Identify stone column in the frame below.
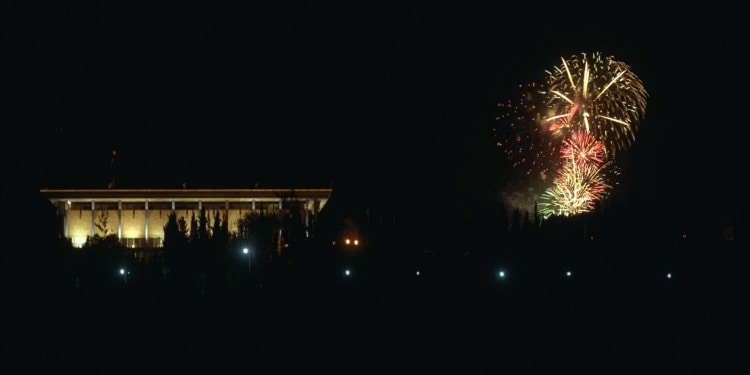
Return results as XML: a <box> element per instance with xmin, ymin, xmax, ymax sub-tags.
<box><xmin>145</xmin><ymin>200</ymin><xmax>149</xmax><ymax>241</ymax></box>
<box><xmin>118</xmin><ymin>201</ymin><xmax>122</xmax><ymax>240</ymax></box>
<box><xmin>64</xmin><ymin>201</ymin><xmax>69</xmax><ymax>238</ymax></box>
<box><xmin>91</xmin><ymin>201</ymin><xmax>95</xmax><ymax>237</ymax></box>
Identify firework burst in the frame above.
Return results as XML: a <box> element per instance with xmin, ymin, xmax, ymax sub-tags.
<box><xmin>540</xmin><ymin>52</ymin><xmax>648</xmax><ymax>156</ymax></box>
<box><xmin>538</xmin><ymin>132</ymin><xmax>611</xmax><ymax>218</ymax></box>
<box><xmin>496</xmin><ymin>52</ymin><xmax>647</xmax><ymax>219</ymax></box>
<box><xmin>537</xmin><ymin>161</ymin><xmax>610</xmax><ymax>218</ymax></box>
<box><xmin>560</xmin><ymin>130</ymin><xmax>605</xmax><ymax>167</ymax></box>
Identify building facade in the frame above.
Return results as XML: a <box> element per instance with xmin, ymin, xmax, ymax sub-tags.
<box><xmin>41</xmin><ymin>188</ymin><xmax>332</xmax><ymax>248</ymax></box>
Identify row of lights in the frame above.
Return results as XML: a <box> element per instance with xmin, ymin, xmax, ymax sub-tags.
<box><xmin>332</xmin><ymin>238</ymin><xmax>360</xmax><ymax>246</ymax></box>
<box><xmin>340</xmin><ymin>268</ymin><xmax>675</xmax><ymax>280</ymax></box>
<box><xmin>115</xmin><ymin>265</ymin><xmax>676</xmax><ymax>283</ymax></box>
<box><xmin>118</xmin><ymin>246</ymin><xmax>677</xmax><ymax>282</ymax></box>
<box><xmin>495</xmin><ymin>269</ymin><xmax>675</xmax><ymax>280</ymax></box>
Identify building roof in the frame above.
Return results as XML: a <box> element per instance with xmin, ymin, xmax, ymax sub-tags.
<box><xmin>40</xmin><ymin>188</ymin><xmax>333</xmax><ymax>203</ymax></box>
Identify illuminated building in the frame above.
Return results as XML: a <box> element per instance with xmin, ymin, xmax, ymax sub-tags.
<box><xmin>40</xmin><ymin>188</ymin><xmax>332</xmax><ymax>248</ymax></box>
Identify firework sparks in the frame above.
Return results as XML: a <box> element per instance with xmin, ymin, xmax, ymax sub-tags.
<box><xmin>494</xmin><ymin>82</ymin><xmax>561</xmax><ymax>212</ymax></box>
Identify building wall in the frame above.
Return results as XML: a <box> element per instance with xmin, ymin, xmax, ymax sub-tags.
<box><xmin>121</xmin><ymin>202</ymin><xmax>146</xmax><ymax>244</ymax></box>
<box><xmin>147</xmin><ymin>203</ymin><xmax>171</xmax><ymax>245</ymax></box>
<box><xmin>68</xmin><ymin>203</ymin><xmax>93</xmax><ymax>247</ymax></box>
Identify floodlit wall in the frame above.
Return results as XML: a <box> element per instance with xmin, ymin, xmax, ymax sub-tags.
<box><xmin>46</xmin><ymin>190</ymin><xmax>330</xmax><ymax>248</ymax></box>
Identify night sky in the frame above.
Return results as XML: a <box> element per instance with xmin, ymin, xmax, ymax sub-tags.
<box><xmin>3</xmin><ymin>4</ymin><xmax>750</xmax><ymax>372</ymax></box>
<box><xmin>2</xmin><ymin>2</ymin><xmax>747</xmax><ymax>221</ymax></box>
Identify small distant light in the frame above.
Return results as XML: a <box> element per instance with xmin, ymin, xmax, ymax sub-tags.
<box><xmin>345</xmin><ymin>269</ymin><xmax>351</xmax><ymax>276</ymax></box>
<box><xmin>345</xmin><ymin>239</ymin><xmax>351</xmax><ymax>245</ymax></box>
<box><xmin>120</xmin><ymin>268</ymin><xmax>125</xmax><ymax>275</ymax></box>
<box><xmin>354</xmin><ymin>239</ymin><xmax>359</xmax><ymax>246</ymax></box>
<box><xmin>416</xmin><ymin>270</ymin><xmax>420</xmax><ymax>276</ymax></box>
<box><xmin>682</xmin><ymin>233</ymin><xmax>687</xmax><ymax>239</ymax></box>
<box><xmin>243</xmin><ymin>248</ymin><xmax>249</xmax><ymax>254</ymax></box>
<box><xmin>566</xmin><ymin>271</ymin><xmax>572</xmax><ymax>277</ymax></box>
<box><xmin>499</xmin><ymin>271</ymin><xmax>505</xmax><ymax>278</ymax></box>
<box><xmin>666</xmin><ymin>272</ymin><xmax>672</xmax><ymax>279</ymax></box>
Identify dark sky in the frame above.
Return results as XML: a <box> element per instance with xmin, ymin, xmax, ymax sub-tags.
<box><xmin>2</xmin><ymin>2</ymin><xmax>747</xmax><ymax>219</ymax></box>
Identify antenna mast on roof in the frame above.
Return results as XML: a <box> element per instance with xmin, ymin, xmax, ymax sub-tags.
<box><xmin>107</xmin><ymin>149</ymin><xmax>117</xmax><ymax>189</ymax></box>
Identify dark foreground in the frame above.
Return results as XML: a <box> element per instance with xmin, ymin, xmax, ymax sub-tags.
<box><xmin>4</xmin><ymin>245</ymin><xmax>749</xmax><ymax>373</ymax></box>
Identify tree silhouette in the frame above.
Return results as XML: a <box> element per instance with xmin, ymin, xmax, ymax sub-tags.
<box><xmin>162</xmin><ymin>211</ymin><xmax>190</xmax><ymax>294</ymax></box>
<box><xmin>236</xmin><ymin>211</ymin><xmax>279</xmax><ymax>279</ymax></box>
<box><xmin>208</xmin><ymin>210</ymin><xmax>229</xmax><ymax>295</ymax></box>
<box><xmin>189</xmin><ymin>211</ymin><xmax>199</xmax><ymax>243</ymax></box>
<box><xmin>95</xmin><ymin>209</ymin><xmax>112</xmax><ymax>237</ymax></box>
<box><xmin>77</xmin><ymin>234</ymin><xmax>128</xmax><ymax>291</ymax></box>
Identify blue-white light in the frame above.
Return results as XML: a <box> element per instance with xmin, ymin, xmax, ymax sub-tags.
<box><xmin>498</xmin><ymin>271</ymin><xmax>505</xmax><ymax>278</ymax></box>
<box><xmin>666</xmin><ymin>272</ymin><xmax>672</xmax><ymax>279</ymax></box>
<box><xmin>243</xmin><ymin>247</ymin><xmax>249</xmax><ymax>254</ymax></box>
<box><xmin>565</xmin><ymin>271</ymin><xmax>572</xmax><ymax>277</ymax></box>
<box><xmin>120</xmin><ymin>268</ymin><xmax>125</xmax><ymax>275</ymax></box>
<box><xmin>416</xmin><ymin>270</ymin><xmax>420</xmax><ymax>276</ymax></box>
<box><xmin>345</xmin><ymin>269</ymin><xmax>351</xmax><ymax>276</ymax></box>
